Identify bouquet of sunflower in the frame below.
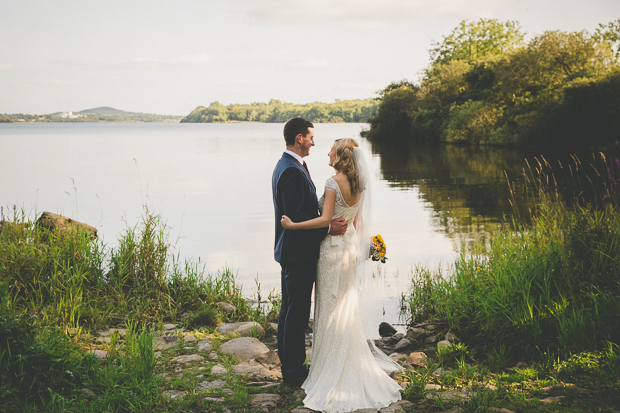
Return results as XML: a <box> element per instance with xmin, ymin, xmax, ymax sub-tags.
<box><xmin>370</xmin><ymin>234</ymin><xmax>387</xmax><ymax>263</ymax></box>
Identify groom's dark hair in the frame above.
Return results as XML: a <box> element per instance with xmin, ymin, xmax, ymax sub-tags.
<box><xmin>284</xmin><ymin>117</ymin><xmax>314</xmax><ymax>146</ymax></box>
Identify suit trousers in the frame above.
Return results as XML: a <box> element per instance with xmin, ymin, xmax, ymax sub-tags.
<box><xmin>278</xmin><ymin>260</ymin><xmax>316</xmax><ymax>384</ymax></box>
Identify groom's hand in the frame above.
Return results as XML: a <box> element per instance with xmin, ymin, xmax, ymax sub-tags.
<box><xmin>328</xmin><ymin>218</ymin><xmax>347</xmax><ymax>236</ymax></box>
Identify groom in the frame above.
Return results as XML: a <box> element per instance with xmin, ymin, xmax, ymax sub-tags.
<box><xmin>272</xmin><ymin>117</ymin><xmax>347</xmax><ymax>387</ymax></box>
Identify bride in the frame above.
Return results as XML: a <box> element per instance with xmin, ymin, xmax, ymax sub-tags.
<box><xmin>280</xmin><ymin>138</ymin><xmax>402</xmax><ymax>412</ymax></box>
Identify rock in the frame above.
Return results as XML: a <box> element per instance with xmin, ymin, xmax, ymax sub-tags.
<box><xmin>216</xmin><ymin>322</ymin><xmax>265</xmax><ymax>337</ymax></box>
<box><xmin>203</xmin><ymin>396</ymin><xmax>225</xmax><ymax>403</ymax></box>
<box><xmin>250</xmin><ymin>393</ymin><xmax>281</xmax><ymax>410</ymax></box>
<box><xmin>388</xmin><ymin>333</ymin><xmax>405</xmax><ymax>345</ymax></box>
<box><xmin>290</xmin><ymin>407</ymin><xmax>315</xmax><ymax>413</ymax></box>
<box><xmin>260</xmin><ymin>382</ymin><xmax>280</xmax><ymax>389</ymax></box>
<box><xmin>163</xmin><ymin>390</ymin><xmax>186</xmax><ymax>399</ymax></box>
<box><xmin>255</xmin><ymin>350</ymin><xmax>278</xmax><ymax>365</ymax></box>
<box><xmin>79</xmin><ymin>388</ymin><xmax>95</xmax><ymax>398</ymax></box>
<box><xmin>183</xmin><ymin>334</ymin><xmax>196</xmax><ymax>342</ymax></box>
<box><xmin>354</xmin><ymin>409</ymin><xmax>378</xmax><ymax>413</ymax></box>
<box><xmin>305</xmin><ymin>347</ymin><xmax>312</xmax><ymax>361</ymax></box>
<box><xmin>269</xmin><ymin>323</ymin><xmax>278</xmax><ymax>333</ymax></box>
<box><xmin>489</xmin><ymin>408</ymin><xmax>515</xmax><ymax>413</ymax></box>
<box><xmin>209</xmin><ymin>351</ymin><xmax>218</xmax><ymax>360</ymax></box>
<box><xmin>515</xmin><ymin>361</ymin><xmax>525</xmax><ymax>369</ymax></box>
<box><xmin>425</xmin><ymin>384</ymin><xmax>441</xmax><ymax>390</ymax></box>
<box><xmin>172</xmin><ymin>354</ymin><xmax>204</xmax><ymax>364</ymax></box>
<box><xmin>425</xmin><ymin>390</ymin><xmax>471</xmax><ymax>402</ymax></box>
<box><xmin>153</xmin><ymin>335</ymin><xmax>180</xmax><ymax>350</ymax></box>
<box><xmin>394</xmin><ymin>338</ymin><xmax>411</xmax><ymax>351</ymax></box>
<box><xmin>407</xmin><ymin>351</ymin><xmax>428</xmax><ymax>366</ymax></box>
<box><xmin>389</xmin><ymin>353</ymin><xmax>408</xmax><ymax>364</ymax></box>
<box><xmin>96</xmin><ymin>336</ymin><xmax>111</xmax><ymax>343</ymax></box>
<box><xmin>219</xmin><ymin>337</ymin><xmax>270</xmax><ymax>361</ymax></box>
<box><xmin>176</xmin><ymin>373</ymin><xmax>183</xmax><ymax>379</ymax></box>
<box><xmin>306</xmin><ymin>319</ymin><xmax>314</xmax><ymax>334</ymax></box>
<box><xmin>445</xmin><ymin>332</ymin><xmax>460</xmax><ymax>343</ymax></box>
<box><xmin>437</xmin><ymin>340</ymin><xmax>452</xmax><ymax>349</ymax></box>
<box><xmin>197</xmin><ymin>379</ymin><xmax>226</xmax><ymax>391</ymax></box>
<box><xmin>36</xmin><ymin>212</ymin><xmax>97</xmax><ymax>237</ymax></box>
<box><xmin>218</xmin><ymin>302</ymin><xmax>237</xmax><ymax>313</ymax></box>
<box><xmin>379</xmin><ymin>322</ymin><xmax>397</xmax><ymax>337</ymax></box>
<box><xmin>197</xmin><ymin>340</ymin><xmax>213</xmax><ymax>352</ymax></box>
<box><xmin>211</xmin><ymin>364</ymin><xmax>227</xmax><ymax>375</ymax></box>
<box><xmin>424</xmin><ymin>325</ymin><xmax>436</xmax><ymax>332</ymax></box>
<box><xmin>540</xmin><ymin>395</ymin><xmax>564</xmax><ymax>404</ymax></box>
<box><xmin>163</xmin><ymin>323</ymin><xmax>176</xmax><ymax>330</ymax></box>
<box><xmin>232</xmin><ymin>361</ymin><xmax>282</xmax><ymax>380</ymax></box>
<box><xmin>109</xmin><ymin>328</ymin><xmax>126</xmax><ymax>337</ymax></box>
<box><xmin>90</xmin><ymin>350</ymin><xmax>108</xmax><ymax>359</ymax></box>
<box><xmin>433</xmin><ymin>367</ymin><xmax>448</xmax><ymax>375</ymax></box>
<box><xmin>425</xmin><ymin>335</ymin><xmax>437</xmax><ymax>344</ymax></box>
<box><xmin>406</xmin><ymin>327</ymin><xmax>426</xmax><ymax>340</ymax></box>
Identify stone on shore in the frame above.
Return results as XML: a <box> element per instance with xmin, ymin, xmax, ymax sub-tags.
<box><xmin>437</xmin><ymin>340</ymin><xmax>452</xmax><ymax>349</ymax></box>
<box><xmin>216</xmin><ymin>322</ymin><xmax>265</xmax><ymax>337</ymax></box>
<box><xmin>153</xmin><ymin>335</ymin><xmax>180</xmax><ymax>350</ymax></box>
<box><xmin>219</xmin><ymin>337</ymin><xmax>270</xmax><ymax>361</ymax></box>
<box><xmin>197</xmin><ymin>379</ymin><xmax>226</xmax><ymax>392</ymax></box>
<box><xmin>394</xmin><ymin>338</ymin><xmax>411</xmax><ymax>351</ymax></box>
<box><xmin>379</xmin><ymin>322</ymin><xmax>397</xmax><ymax>337</ymax></box>
<box><xmin>218</xmin><ymin>302</ymin><xmax>237</xmax><ymax>313</ymax></box>
<box><xmin>211</xmin><ymin>364</ymin><xmax>227</xmax><ymax>375</ymax></box>
<box><xmin>250</xmin><ymin>393</ymin><xmax>281</xmax><ymax>410</ymax></box>
<box><xmin>36</xmin><ymin>212</ymin><xmax>97</xmax><ymax>237</ymax></box>
<box><xmin>197</xmin><ymin>340</ymin><xmax>213</xmax><ymax>352</ymax></box>
<box><xmin>445</xmin><ymin>332</ymin><xmax>460</xmax><ymax>343</ymax></box>
<box><xmin>407</xmin><ymin>351</ymin><xmax>428</xmax><ymax>366</ymax></box>
<box><xmin>90</xmin><ymin>350</ymin><xmax>108</xmax><ymax>359</ymax></box>
<box><xmin>232</xmin><ymin>360</ymin><xmax>282</xmax><ymax>380</ymax></box>
<box><xmin>172</xmin><ymin>354</ymin><xmax>204</xmax><ymax>363</ymax></box>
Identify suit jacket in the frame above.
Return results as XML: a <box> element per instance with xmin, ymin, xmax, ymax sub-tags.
<box><xmin>272</xmin><ymin>152</ymin><xmax>328</xmax><ymax>264</ymax></box>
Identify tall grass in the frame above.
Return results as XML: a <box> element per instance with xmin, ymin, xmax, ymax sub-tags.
<box><xmin>0</xmin><ymin>208</ymin><xmax>270</xmax><ymax>331</ymax></box>
<box><xmin>405</xmin><ymin>152</ymin><xmax>620</xmax><ymax>360</ymax></box>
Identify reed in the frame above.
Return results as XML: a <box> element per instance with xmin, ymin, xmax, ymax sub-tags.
<box><xmin>404</xmin><ymin>152</ymin><xmax>620</xmax><ymax>361</ymax></box>
<box><xmin>0</xmin><ymin>208</ymin><xmax>272</xmax><ymax>332</ymax></box>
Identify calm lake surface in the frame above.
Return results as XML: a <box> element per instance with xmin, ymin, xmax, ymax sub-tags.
<box><xmin>0</xmin><ymin>122</ymin><xmax>599</xmax><ymax>335</ymax></box>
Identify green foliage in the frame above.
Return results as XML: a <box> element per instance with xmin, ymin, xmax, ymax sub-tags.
<box><xmin>367</xmin><ymin>19</ymin><xmax>620</xmax><ymax>148</ymax></box>
<box><xmin>0</xmin><ymin>208</ymin><xmax>269</xmax><ymax>331</ymax></box>
<box><xmin>181</xmin><ymin>99</ymin><xmax>378</xmax><ymax>123</ymax></box>
<box><xmin>429</xmin><ymin>19</ymin><xmax>524</xmax><ymax>66</ymax></box>
<box><xmin>404</xmin><ymin>157</ymin><xmax>620</xmax><ymax>361</ymax></box>
<box><xmin>185</xmin><ymin>306</ymin><xmax>221</xmax><ymax>329</ymax></box>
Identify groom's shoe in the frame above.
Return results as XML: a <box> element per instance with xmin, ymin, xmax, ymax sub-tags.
<box><xmin>283</xmin><ymin>369</ymin><xmax>309</xmax><ymax>388</ymax></box>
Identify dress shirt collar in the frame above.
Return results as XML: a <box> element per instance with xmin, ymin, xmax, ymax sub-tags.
<box><xmin>284</xmin><ymin>149</ymin><xmax>304</xmax><ymax>165</ymax></box>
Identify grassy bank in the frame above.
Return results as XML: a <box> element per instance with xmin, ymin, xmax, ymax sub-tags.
<box><xmin>0</xmin><ymin>209</ymin><xmax>281</xmax><ymax>411</ymax></box>
<box><xmin>399</xmin><ymin>155</ymin><xmax>620</xmax><ymax>410</ymax></box>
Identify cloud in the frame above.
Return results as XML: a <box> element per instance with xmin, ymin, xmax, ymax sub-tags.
<box><xmin>233</xmin><ymin>0</ymin><xmax>519</xmax><ymax>25</ymax></box>
<box><xmin>52</xmin><ymin>54</ymin><xmax>214</xmax><ymax>70</ymax></box>
<box><xmin>0</xmin><ymin>64</ymin><xmax>12</xmax><ymax>71</ymax></box>
<box><xmin>285</xmin><ymin>59</ymin><xmax>334</xmax><ymax>70</ymax></box>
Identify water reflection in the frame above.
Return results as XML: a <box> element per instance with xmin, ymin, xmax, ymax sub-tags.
<box><xmin>369</xmin><ymin>141</ymin><xmax>611</xmax><ymax>242</ymax></box>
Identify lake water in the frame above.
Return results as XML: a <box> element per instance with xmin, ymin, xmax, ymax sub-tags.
<box><xmin>0</xmin><ymin>122</ymin><xmax>598</xmax><ymax>335</ymax></box>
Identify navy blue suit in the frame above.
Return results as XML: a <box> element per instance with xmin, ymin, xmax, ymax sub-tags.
<box><xmin>272</xmin><ymin>152</ymin><xmax>327</xmax><ymax>384</ymax></box>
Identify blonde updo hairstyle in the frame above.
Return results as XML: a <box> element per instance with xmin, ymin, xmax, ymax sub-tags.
<box><xmin>332</xmin><ymin>138</ymin><xmax>365</xmax><ymax>194</ymax></box>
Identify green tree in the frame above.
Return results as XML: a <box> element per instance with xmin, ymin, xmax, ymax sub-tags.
<box><xmin>429</xmin><ymin>19</ymin><xmax>524</xmax><ymax>66</ymax></box>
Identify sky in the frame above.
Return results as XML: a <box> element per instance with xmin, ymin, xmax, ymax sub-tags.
<box><xmin>1</xmin><ymin>0</ymin><xmax>619</xmax><ymax>116</ymax></box>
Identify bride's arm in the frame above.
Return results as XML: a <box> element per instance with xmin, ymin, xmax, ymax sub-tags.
<box><xmin>281</xmin><ymin>190</ymin><xmax>336</xmax><ymax>230</ymax></box>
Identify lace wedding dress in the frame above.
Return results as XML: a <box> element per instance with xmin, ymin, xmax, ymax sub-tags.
<box><xmin>302</xmin><ymin>177</ymin><xmax>402</xmax><ymax>412</ymax></box>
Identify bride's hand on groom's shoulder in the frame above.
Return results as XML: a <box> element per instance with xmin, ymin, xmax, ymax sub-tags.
<box><xmin>280</xmin><ymin>215</ymin><xmax>293</xmax><ymax>229</ymax></box>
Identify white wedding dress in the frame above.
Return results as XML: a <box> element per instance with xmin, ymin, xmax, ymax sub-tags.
<box><xmin>302</xmin><ymin>177</ymin><xmax>402</xmax><ymax>412</ymax></box>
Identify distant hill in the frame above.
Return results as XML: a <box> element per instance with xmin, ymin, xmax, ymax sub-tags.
<box><xmin>0</xmin><ymin>107</ymin><xmax>183</xmax><ymax>123</ymax></box>
<box><xmin>77</xmin><ymin>107</ymin><xmax>134</xmax><ymax>115</ymax></box>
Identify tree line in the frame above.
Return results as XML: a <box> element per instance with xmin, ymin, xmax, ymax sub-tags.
<box><xmin>364</xmin><ymin>19</ymin><xmax>620</xmax><ymax>149</ymax></box>
<box><xmin>180</xmin><ymin>99</ymin><xmax>378</xmax><ymax>123</ymax></box>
